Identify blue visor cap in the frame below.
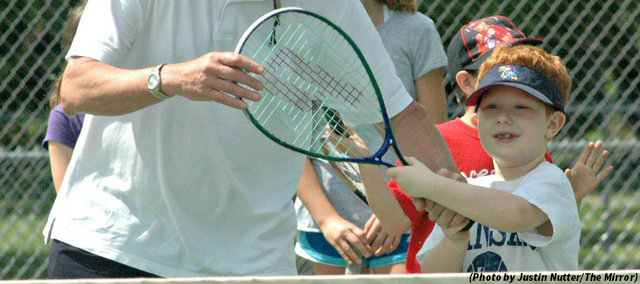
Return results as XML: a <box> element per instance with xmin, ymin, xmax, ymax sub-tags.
<box><xmin>466</xmin><ymin>64</ymin><xmax>564</xmax><ymax>113</ymax></box>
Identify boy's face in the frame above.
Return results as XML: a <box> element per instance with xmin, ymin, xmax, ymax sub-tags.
<box><xmin>476</xmin><ymin>86</ymin><xmax>551</xmax><ymax>167</ymax></box>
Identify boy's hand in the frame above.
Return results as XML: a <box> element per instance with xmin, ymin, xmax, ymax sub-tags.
<box><xmin>412</xmin><ymin>168</ymin><xmax>466</xmax><ymax>211</ymax></box>
<box><xmin>386</xmin><ymin>157</ymin><xmax>434</xmax><ymax>198</ymax></box>
<box><xmin>565</xmin><ymin>140</ymin><xmax>613</xmax><ymax>205</ymax></box>
<box><xmin>363</xmin><ymin>214</ymin><xmax>401</xmax><ymax>256</ymax></box>
<box><xmin>424</xmin><ymin>200</ymin><xmax>469</xmax><ymax>229</ymax></box>
<box><xmin>441</xmin><ymin>219</ymin><xmax>471</xmax><ymax>245</ymax></box>
<box><xmin>318</xmin><ymin>216</ymin><xmax>371</xmax><ymax>264</ymax></box>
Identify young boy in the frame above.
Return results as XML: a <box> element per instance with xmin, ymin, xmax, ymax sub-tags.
<box><xmin>373</xmin><ymin>16</ymin><xmax>611</xmax><ymax>274</ymax></box>
<box><xmin>439</xmin><ymin>15</ymin><xmax>611</xmax><ymax>195</ymax></box>
<box><xmin>387</xmin><ymin>45</ymin><xmax>580</xmax><ymax>272</ymax></box>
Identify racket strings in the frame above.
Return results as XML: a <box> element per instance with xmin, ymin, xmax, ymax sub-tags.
<box><xmin>241</xmin><ymin>11</ymin><xmax>385</xmax><ymax>160</ymax></box>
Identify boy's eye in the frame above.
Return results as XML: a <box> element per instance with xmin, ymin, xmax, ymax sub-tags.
<box><xmin>485</xmin><ymin>103</ymin><xmax>498</xmax><ymax>109</ymax></box>
<box><xmin>515</xmin><ymin>105</ymin><xmax>529</xmax><ymax>109</ymax></box>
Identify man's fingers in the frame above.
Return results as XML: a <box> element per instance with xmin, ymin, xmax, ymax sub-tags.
<box><xmin>195</xmin><ymin>88</ymin><xmax>247</xmax><ymax>109</ymax></box>
<box><xmin>213</xmin><ymin>65</ymin><xmax>265</xmax><ymax>92</ymax></box>
<box><xmin>209</xmin><ymin>77</ymin><xmax>261</xmax><ymax>102</ymax></box>
<box><xmin>217</xmin><ymin>52</ymin><xmax>264</xmax><ymax>75</ymax></box>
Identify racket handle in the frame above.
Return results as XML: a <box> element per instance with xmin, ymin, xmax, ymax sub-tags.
<box><xmin>462</xmin><ymin>220</ymin><xmax>475</xmax><ymax>231</ymax></box>
<box><xmin>345</xmin><ymin>263</ymin><xmax>362</xmax><ymax>275</ymax></box>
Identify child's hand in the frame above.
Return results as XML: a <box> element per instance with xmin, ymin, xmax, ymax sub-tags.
<box><xmin>425</xmin><ymin>198</ymin><xmax>471</xmax><ymax>245</ymax></box>
<box><xmin>441</xmin><ymin>219</ymin><xmax>471</xmax><ymax>245</ymax></box>
<box><xmin>386</xmin><ymin>157</ymin><xmax>435</xmax><ymax>198</ymax></box>
<box><xmin>424</xmin><ymin>199</ymin><xmax>470</xmax><ymax>229</ymax></box>
<box><xmin>565</xmin><ymin>140</ymin><xmax>613</xmax><ymax>205</ymax></box>
<box><xmin>363</xmin><ymin>214</ymin><xmax>401</xmax><ymax>256</ymax></box>
<box><xmin>319</xmin><ymin>216</ymin><xmax>372</xmax><ymax>264</ymax></box>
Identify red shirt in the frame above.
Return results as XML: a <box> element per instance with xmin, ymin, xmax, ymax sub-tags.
<box><xmin>394</xmin><ymin>118</ymin><xmax>552</xmax><ymax>273</ymax></box>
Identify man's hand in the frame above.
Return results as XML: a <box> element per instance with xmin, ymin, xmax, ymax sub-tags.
<box><xmin>162</xmin><ymin>52</ymin><xmax>264</xmax><ymax>109</ymax></box>
<box><xmin>318</xmin><ymin>216</ymin><xmax>371</xmax><ymax>265</ymax></box>
<box><xmin>363</xmin><ymin>214</ymin><xmax>401</xmax><ymax>256</ymax></box>
<box><xmin>565</xmin><ymin>140</ymin><xmax>613</xmax><ymax>205</ymax></box>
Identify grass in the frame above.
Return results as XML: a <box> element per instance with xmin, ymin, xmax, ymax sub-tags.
<box><xmin>579</xmin><ymin>192</ymin><xmax>640</xmax><ymax>270</ymax></box>
<box><xmin>0</xmin><ymin>192</ymin><xmax>638</xmax><ymax>279</ymax></box>
<box><xmin>0</xmin><ymin>216</ymin><xmax>50</xmax><ymax>279</ymax></box>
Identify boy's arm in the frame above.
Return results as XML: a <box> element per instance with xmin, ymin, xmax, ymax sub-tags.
<box><xmin>387</xmin><ymin>158</ymin><xmax>549</xmax><ymax>234</ymax></box>
<box><xmin>296</xmin><ymin>158</ymin><xmax>371</xmax><ymax>263</ymax></box>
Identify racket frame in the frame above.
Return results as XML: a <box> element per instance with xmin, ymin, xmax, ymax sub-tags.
<box><xmin>234</xmin><ymin>7</ymin><xmax>408</xmax><ymax>168</ymax></box>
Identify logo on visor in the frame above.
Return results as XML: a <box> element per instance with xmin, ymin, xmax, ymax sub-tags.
<box><xmin>498</xmin><ymin>65</ymin><xmax>519</xmax><ymax>81</ymax></box>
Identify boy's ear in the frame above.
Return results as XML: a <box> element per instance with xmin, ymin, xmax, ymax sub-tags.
<box><xmin>546</xmin><ymin>111</ymin><xmax>566</xmax><ymax>139</ymax></box>
<box><xmin>455</xmin><ymin>71</ymin><xmax>476</xmax><ymax>98</ymax></box>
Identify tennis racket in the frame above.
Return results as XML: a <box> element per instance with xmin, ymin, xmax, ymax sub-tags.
<box><xmin>234</xmin><ymin>8</ymin><xmax>474</xmax><ymax>231</ymax></box>
<box><xmin>317</xmin><ymin>107</ymin><xmax>368</xmax><ymax>204</ymax></box>
<box><xmin>234</xmin><ymin>7</ymin><xmax>406</xmax><ymax>169</ymax></box>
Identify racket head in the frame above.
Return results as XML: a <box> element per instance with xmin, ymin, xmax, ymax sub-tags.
<box><xmin>235</xmin><ymin>7</ymin><xmax>405</xmax><ymax>167</ymax></box>
<box><xmin>321</xmin><ymin>138</ymin><xmax>367</xmax><ymax>203</ymax></box>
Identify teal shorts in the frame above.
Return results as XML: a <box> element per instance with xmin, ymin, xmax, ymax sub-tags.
<box><xmin>295</xmin><ymin>231</ymin><xmax>409</xmax><ymax>268</ymax></box>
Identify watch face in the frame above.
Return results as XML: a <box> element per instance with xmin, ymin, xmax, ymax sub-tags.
<box><xmin>148</xmin><ymin>73</ymin><xmax>160</xmax><ymax>90</ymax></box>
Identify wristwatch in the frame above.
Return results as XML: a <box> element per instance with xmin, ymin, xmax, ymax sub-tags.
<box><xmin>147</xmin><ymin>64</ymin><xmax>172</xmax><ymax>100</ymax></box>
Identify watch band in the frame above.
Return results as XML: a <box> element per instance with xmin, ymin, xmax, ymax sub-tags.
<box><xmin>149</xmin><ymin>64</ymin><xmax>172</xmax><ymax>100</ymax></box>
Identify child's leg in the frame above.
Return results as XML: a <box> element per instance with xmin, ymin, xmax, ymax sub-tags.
<box><xmin>313</xmin><ymin>263</ymin><xmax>344</xmax><ymax>275</ymax></box>
<box><xmin>371</xmin><ymin>262</ymin><xmax>406</xmax><ymax>274</ymax></box>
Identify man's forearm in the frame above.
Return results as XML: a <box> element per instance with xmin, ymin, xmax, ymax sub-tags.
<box><xmin>61</xmin><ymin>57</ymin><xmax>160</xmax><ymax>116</ymax></box>
<box><xmin>390</xmin><ymin>102</ymin><xmax>457</xmax><ymax>172</ymax></box>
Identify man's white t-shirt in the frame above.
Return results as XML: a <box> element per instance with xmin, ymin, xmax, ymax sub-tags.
<box><xmin>45</xmin><ymin>0</ymin><xmax>412</xmax><ymax>277</ymax></box>
<box><xmin>418</xmin><ymin>162</ymin><xmax>580</xmax><ymax>272</ymax></box>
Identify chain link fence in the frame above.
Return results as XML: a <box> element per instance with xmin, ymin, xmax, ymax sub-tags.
<box><xmin>0</xmin><ymin>0</ymin><xmax>638</xmax><ymax>279</ymax></box>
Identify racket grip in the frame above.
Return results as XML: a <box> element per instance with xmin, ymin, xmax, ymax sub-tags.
<box><xmin>461</xmin><ymin>220</ymin><xmax>475</xmax><ymax>231</ymax></box>
<box><xmin>345</xmin><ymin>263</ymin><xmax>362</xmax><ymax>275</ymax></box>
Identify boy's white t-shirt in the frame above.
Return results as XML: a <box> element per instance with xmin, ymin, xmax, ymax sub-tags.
<box><xmin>418</xmin><ymin>161</ymin><xmax>580</xmax><ymax>272</ymax></box>
<box><xmin>44</xmin><ymin>0</ymin><xmax>413</xmax><ymax>277</ymax></box>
